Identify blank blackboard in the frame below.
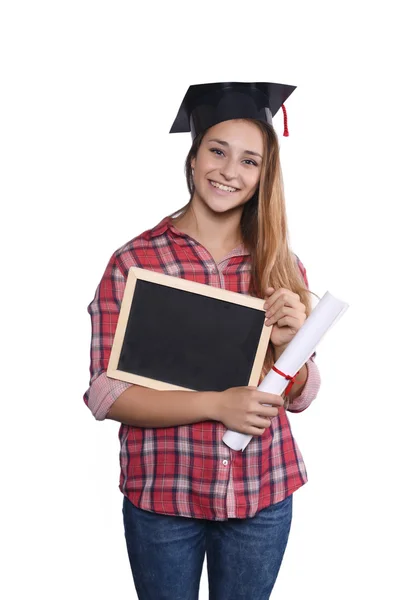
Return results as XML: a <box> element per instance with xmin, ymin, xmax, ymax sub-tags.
<box><xmin>107</xmin><ymin>267</ymin><xmax>271</xmax><ymax>392</ymax></box>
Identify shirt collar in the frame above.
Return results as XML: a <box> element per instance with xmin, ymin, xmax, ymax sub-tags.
<box><xmin>148</xmin><ymin>215</ymin><xmax>251</xmax><ymax>257</ymax></box>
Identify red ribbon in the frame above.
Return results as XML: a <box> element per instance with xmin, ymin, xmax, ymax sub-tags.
<box><xmin>272</xmin><ymin>365</ymin><xmax>301</xmax><ymax>395</ymax></box>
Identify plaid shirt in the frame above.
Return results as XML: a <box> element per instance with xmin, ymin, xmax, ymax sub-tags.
<box><xmin>84</xmin><ymin>216</ymin><xmax>321</xmax><ymax>520</ymax></box>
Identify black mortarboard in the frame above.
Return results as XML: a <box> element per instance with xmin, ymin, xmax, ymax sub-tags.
<box><xmin>169</xmin><ymin>81</ymin><xmax>296</xmax><ymax>140</ymax></box>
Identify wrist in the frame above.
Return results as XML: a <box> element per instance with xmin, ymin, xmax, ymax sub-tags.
<box><xmin>201</xmin><ymin>391</ymin><xmax>221</xmax><ymax>422</ymax></box>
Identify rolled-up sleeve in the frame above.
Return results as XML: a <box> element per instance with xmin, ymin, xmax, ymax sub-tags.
<box><xmin>286</xmin><ymin>254</ymin><xmax>322</xmax><ymax>413</ymax></box>
<box><xmin>83</xmin><ymin>254</ymin><xmax>132</xmax><ymax>420</ymax></box>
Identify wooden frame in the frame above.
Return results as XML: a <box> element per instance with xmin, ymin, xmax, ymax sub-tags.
<box><xmin>107</xmin><ymin>267</ymin><xmax>271</xmax><ymax>391</ymax></box>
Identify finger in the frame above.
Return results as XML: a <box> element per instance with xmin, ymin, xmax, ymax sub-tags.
<box><xmin>258</xmin><ymin>405</ymin><xmax>281</xmax><ymax>418</ymax></box>
<box><xmin>265</xmin><ymin>305</ymin><xmax>300</xmax><ymax>326</ymax></box>
<box><xmin>257</xmin><ymin>407</ymin><xmax>279</xmax><ymax>419</ymax></box>
<box><xmin>263</xmin><ymin>288</ymin><xmax>276</xmax><ymax>306</ymax></box>
<box><xmin>265</xmin><ymin>290</ymin><xmax>302</xmax><ymax>312</ymax></box>
<box><xmin>251</xmin><ymin>416</ymin><xmax>272</xmax><ymax>429</ymax></box>
<box><xmin>276</xmin><ymin>315</ymin><xmax>305</xmax><ymax>329</ymax></box>
<box><xmin>256</xmin><ymin>394</ymin><xmax>284</xmax><ymax>407</ymax></box>
<box><xmin>247</xmin><ymin>426</ymin><xmax>266</xmax><ymax>437</ymax></box>
<box><xmin>266</xmin><ymin>309</ymin><xmax>306</xmax><ymax>328</ymax></box>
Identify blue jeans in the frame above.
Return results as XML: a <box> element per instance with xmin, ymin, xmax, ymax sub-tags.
<box><xmin>122</xmin><ymin>494</ymin><xmax>293</xmax><ymax>600</ymax></box>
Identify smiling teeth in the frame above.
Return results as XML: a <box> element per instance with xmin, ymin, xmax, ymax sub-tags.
<box><xmin>210</xmin><ymin>181</ymin><xmax>237</xmax><ymax>192</ymax></box>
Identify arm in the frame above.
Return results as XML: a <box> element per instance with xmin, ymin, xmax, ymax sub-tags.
<box><xmin>83</xmin><ymin>253</ymin><xmax>133</xmax><ymax>420</ymax></box>
<box><xmin>84</xmin><ymin>254</ymin><xmax>220</xmax><ymax>426</ymax></box>
<box><xmin>272</xmin><ymin>255</ymin><xmax>322</xmax><ymax>413</ymax></box>
<box><xmin>106</xmin><ymin>385</ymin><xmax>218</xmax><ymax>427</ymax></box>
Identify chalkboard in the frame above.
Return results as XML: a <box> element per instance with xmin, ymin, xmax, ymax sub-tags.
<box><xmin>107</xmin><ymin>267</ymin><xmax>271</xmax><ymax>392</ymax></box>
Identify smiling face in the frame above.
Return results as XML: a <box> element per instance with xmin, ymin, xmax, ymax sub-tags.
<box><xmin>190</xmin><ymin>119</ymin><xmax>264</xmax><ymax>216</ymax></box>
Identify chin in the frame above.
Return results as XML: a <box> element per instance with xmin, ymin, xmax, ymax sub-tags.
<box><xmin>205</xmin><ymin>201</ymin><xmax>242</xmax><ymax>215</ymax></box>
<box><xmin>205</xmin><ymin>192</ymin><xmax>247</xmax><ymax>211</ymax></box>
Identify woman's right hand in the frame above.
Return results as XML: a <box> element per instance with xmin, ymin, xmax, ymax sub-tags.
<box><xmin>213</xmin><ymin>386</ymin><xmax>284</xmax><ymax>436</ymax></box>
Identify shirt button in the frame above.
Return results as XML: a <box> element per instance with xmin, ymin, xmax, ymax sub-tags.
<box><xmin>222</xmin><ymin>459</ymin><xmax>228</xmax><ymax>466</ymax></box>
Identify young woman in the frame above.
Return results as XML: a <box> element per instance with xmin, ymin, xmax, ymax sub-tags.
<box><xmin>84</xmin><ymin>82</ymin><xmax>321</xmax><ymax>599</ymax></box>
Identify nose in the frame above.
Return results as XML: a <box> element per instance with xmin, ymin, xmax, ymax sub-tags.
<box><xmin>219</xmin><ymin>158</ymin><xmax>238</xmax><ymax>181</ymax></box>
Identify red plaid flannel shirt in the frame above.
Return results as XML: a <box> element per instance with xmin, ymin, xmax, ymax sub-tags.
<box><xmin>84</xmin><ymin>216</ymin><xmax>321</xmax><ymax>520</ymax></box>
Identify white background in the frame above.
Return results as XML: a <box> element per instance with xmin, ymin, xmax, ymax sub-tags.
<box><xmin>1</xmin><ymin>1</ymin><xmax>399</xmax><ymax>598</ymax></box>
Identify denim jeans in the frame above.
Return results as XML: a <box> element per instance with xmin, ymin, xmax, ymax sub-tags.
<box><xmin>122</xmin><ymin>494</ymin><xmax>293</xmax><ymax>600</ymax></box>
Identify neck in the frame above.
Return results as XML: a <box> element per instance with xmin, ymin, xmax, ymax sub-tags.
<box><xmin>172</xmin><ymin>197</ymin><xmax>244</xmax><ymax>251</ymax></box>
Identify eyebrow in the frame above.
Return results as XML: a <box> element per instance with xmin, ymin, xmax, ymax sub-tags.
<box><xmin>207</xmin><ymin>138</ymin><xmax>263</xmax><ymax>159</ymax></box>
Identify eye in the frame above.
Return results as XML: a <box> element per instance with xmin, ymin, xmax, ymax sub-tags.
<box><xmin>210</xmin><ymin>148</ymin><xmax>258</xmax><ymax>167</ymax></box>
<box><xmin>210</xmin><ymin>148</ymin><xmax>224</xmax><ymax>156</ymax></box>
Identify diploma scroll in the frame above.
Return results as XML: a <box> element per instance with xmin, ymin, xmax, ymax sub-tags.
<box><xmin>222</xmin><ymin>291</ymin><xmax>349</xmax><ymax>451</ymax></box>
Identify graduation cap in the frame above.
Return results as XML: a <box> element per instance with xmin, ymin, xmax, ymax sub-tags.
<box><xmin>169</xmin><ymin>81</ymin><xmax>296</xmax><ymax>140</ymax></box>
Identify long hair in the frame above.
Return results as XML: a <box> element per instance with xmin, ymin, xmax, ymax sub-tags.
<box><xmin>167</xmin><ymin>119</ymin><xmax>318</xmax><ymax>380</ymax></box>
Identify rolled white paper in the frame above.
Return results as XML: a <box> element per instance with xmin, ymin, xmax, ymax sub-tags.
<box><xmin>222</xmin><ymin>291</ymin><xmax>349</xmax><ymax>451</ymax></box>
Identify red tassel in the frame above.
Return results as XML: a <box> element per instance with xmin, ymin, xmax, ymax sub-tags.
<box><xmin>282</xmin><ymin>104</ymin><xmax>289</xmax><ymax>137</ymax></box>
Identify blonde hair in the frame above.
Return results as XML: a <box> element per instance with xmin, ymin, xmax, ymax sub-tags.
<box><xmin>168</xmin><ymin>119</ymin><xmax>318</xmax><ymax>380</ymax></box>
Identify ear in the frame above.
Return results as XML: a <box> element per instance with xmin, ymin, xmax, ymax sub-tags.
<box><xmin>191</xmin><ymin>158</ymin><xmax>196</xmax><ymax>170</ymax></box>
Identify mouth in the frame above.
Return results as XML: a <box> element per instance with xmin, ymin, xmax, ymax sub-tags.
<box><xmin>208</xmin><ymin>179</ymin><xmax>239</xmax><ymax>193</ymax></box>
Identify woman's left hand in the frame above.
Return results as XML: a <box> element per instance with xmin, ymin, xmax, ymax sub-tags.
<box><xmin>264</xmin><ymin>287</ymin><xmax>307</xmax><ymax>349</ymax></box>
